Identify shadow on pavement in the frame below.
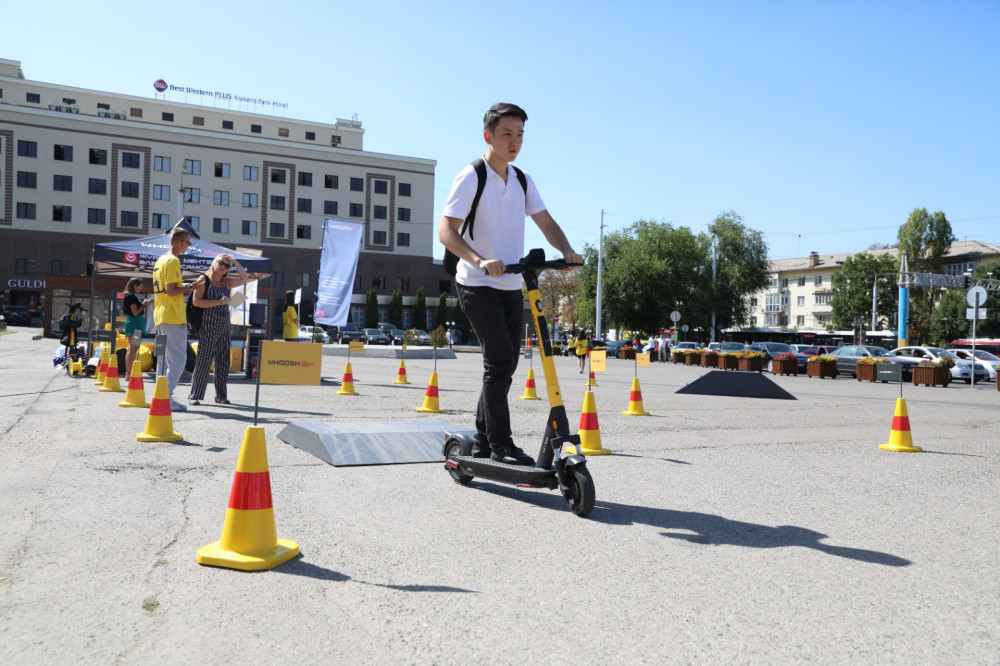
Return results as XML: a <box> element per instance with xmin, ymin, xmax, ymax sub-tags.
<box><xmin>276</xmin><ymin>557</ymin><xmax>478</xmax><ymax>593</ymax></box>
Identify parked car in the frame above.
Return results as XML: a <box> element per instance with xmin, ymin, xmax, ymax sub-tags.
<box><xmin>949</xmin><ymin>348</ymin><xmax>1000</xmax><ymax>381</ymax></box>
<box><xmin>794</xmin><ymin>345</ymin><xmax>839</xmax><ymax>357</ymax></box>
<box><xmin>673</xmin><ymin>341</ymin><xmax>700</xmax><ymax>352</ymax></box>
<box><xmin>718</xmin><ymin>341</ymin><xmax>747</xmax><ymax>353</ymax></box>
<box><xmin>707</xmin><ymin>342</ymin><xmax>721</xmax><ymax>352</ymax></box>
<box><xmin>363</xmin><ymin>328</ymin><xmax>391</xmax><ymax>345</ymax></box>
<box><xmin>746</xmin><ymin>342</ymin><xmax>810</xmax><ymax>372</ymax></box>
<box><xmin>604</xmin><ymin>340</ymin><xmax>627</xmax><ymax>358</ymax></box>
<box><xmin>2</xmin><ymin>305</ymin><xmax>32</xmax><ymax>325</ymax></box>
<box><xmin>888</xmin><ymin>346</ymin><xmax>988</xmax><ymax>384</ymax></box>
<box><xmin>828</xmin><ymin>345</ymin><xmax>918</xmax><ymax>380</ymax></box>
<box><xmin>407</xmin><ymin>329</ymin><xmax>432</xmax><ymax>346</ymax></box>
<box><xmin>298</xmin><ymin>325</ymin><xmax>330</xmax><ymax>344</ymax></box>
<box><xmin>384</xmin><ymin>328</ymin><xmax>406</xmax><ymax>345</ymax></box>
<box><xmin>329</xmin><ymin>323</ymin><xmax>364</xmax><ymax>344</ymax></box>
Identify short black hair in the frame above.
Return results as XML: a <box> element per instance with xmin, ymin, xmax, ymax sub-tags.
<box><xmin>483</xmin><ymin>103</ymin><xmax>527</xmax><ymax>134</ymax></box>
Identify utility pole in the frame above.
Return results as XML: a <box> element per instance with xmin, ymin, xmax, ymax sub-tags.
<box><xmin>595</xmin><ymin>210</ymin><xmax>605</xmax><ymax>339</ymax></box>
<box><xmin>710</xmin><ymin>238</ymin><xmax>717</xmax><ymax>344</ymax></box>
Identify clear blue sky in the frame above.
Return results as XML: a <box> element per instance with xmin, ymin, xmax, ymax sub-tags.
<box><xmin>7</xmin><ymin>0</ymin><xmax>998</xmax><ymax>260</ymax></box>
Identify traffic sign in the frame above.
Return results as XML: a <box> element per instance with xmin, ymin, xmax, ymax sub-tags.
<box><xmin>966</xmin><ymin>286</ymin><xmax>987</xmax><ymax>307</ymax></box>
<box><xmin>681</xmin><ymin>325</ymin><xmax>689</xmax><ymax>332</ymax></box>
<box><xmin>966</xmin><ymin>308</ymin><xmax>987</xmax><ymax>320</ymax></box>
<box><xmin>670</xmin><ymin>310</ymin><xmax>681</xmax><ymax>323</ymax></box>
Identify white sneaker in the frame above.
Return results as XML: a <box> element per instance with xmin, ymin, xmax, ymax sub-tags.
<box><xmin>169</xmin><ymin>399</ymin><xmax>187</xmax><ymax>412</ymax></box>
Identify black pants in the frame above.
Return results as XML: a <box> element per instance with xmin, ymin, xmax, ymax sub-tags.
<box><xmin>457</xmin><ymin>284</ymin><xmax>523</xmax><ymax>449</ymax></box>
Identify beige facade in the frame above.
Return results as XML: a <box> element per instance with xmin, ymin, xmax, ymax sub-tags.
<box><xmin>0</xmin><ymin>58</ymin><xmax>448</xmax><ymax>330</ymax></box>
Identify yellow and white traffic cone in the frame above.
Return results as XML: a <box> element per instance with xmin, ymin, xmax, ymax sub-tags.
<box><xmin>93</xmin><ymin>345</ymin><xmax>109</xmax><ymax>386</ymax></box>
<box><xmin>337</xmin><ymin>361</ymin><xmax>360</xmax><ymax>396</ymax></box>
<box><xmin>879</xmin><ymin>398</ymin><xmax>922</xmax><ymax>452</ymax></box>
<box><xmin>197</xmin><ymin>426</ymin><xmax>299</xmax><ymax>571</ymax></box>
<box><xmin>519</xmin><ymin>368</ymin><xmax>541</xmax><ymax>400</ymax></box>
<box><xmin>621</xmin><ymin>377</ymin><xmax>651</xmax><ymax>416</ymax></box>
<box><xmin>586</xmin><ymin>370</ymin><xmax>599</xmax><ymax>387</ymax></box>
<box><xmin>118</xmin><ymin>359</ymin><xmax>150</xmax><ymax>408</ymax></box>
<box><xmin>99</xmin><ymin>352</ymin><xmax>125</xmax><ymax>393</ymax></box>
<box><xmin>137</xmin><ymin>376</ymin><xmax>182</xmax><ymax>442</ymax></box>
<box><xmin>393</xmin><ymin>360</ymin><xmax>411</xmax><ymax>385</ymax></box>
<box><xmin>566</xmin><ymin>390</ymin><xmax>612</xmax><ymax>455</ymax></box>
<box><xmin>416</xmin><ymin>371</ymin><xmax>444</xmax><ymax>413</ymax></box>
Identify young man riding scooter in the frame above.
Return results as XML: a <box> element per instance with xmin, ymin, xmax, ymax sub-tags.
<box><xmin>438</xmin><ymin>103</ymin><xmax>582</xmax><ymax>466</ymax></box>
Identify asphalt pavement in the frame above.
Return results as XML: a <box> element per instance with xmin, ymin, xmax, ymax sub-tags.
<box><xmin>1</xmin><ymin>327</ymin><xmax>998</xmax><ymax>664</ymax></box>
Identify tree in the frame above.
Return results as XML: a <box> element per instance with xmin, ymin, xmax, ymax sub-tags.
<box><xmin>831</xmin><ymin>252</ymin><xmax>899</xmax><ymax>330</ymax></box>
<box><xmin>388</xmin><ymin>289</ymin><xmax>403</xmax><ymax>327</ymax></box>
<box><xmin>929</xmin><ymin>289</ymin><xmax>969</xmax><ymax>346</ymax></box>
<box><xmin>434</xmin><ymin>292</ymin><xmax>448</xmax><ymax>332</ymax></box>
<box><xmin>698</xmin><ymin>211</ymin><xmax>771</xmax><ymax>335</ymax></box>
<box><xmin>538</xmin><ymin>267</ymin><xmax>581</xmax><ymax>333</ymax></box>
<box><xmin>412</xmin><ymin>287</ymin><xmax>427</xmax><ymax>331</ymax></box>
<box><xmin>365</xmin><ymin>289</ymin><xmax>378</xmax><ymax>328</ymax></box>
<box><xmin>897</xmin><ymin>208</ymin><xmax>955</xmax><ymax>343</ymax></box>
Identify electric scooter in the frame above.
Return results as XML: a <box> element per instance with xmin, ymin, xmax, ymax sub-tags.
<box><xmin>443</xmin><ymin>249</ymin><xmax>596</xmax><ymax>517</ymax></box>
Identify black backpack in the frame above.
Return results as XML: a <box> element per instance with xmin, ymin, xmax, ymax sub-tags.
<box><xmin>185</xmin><ymin>281</ymin><xmax>208</xmax><ymax>336</ymax></box>
<box><xmin>443</xmin><ymin>158</ymin><xmax>528</xmax><ymax>276</ymax></box>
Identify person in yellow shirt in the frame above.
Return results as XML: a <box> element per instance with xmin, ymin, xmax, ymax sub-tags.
<box><xmin>282</xmin><ymin>291</ymin><xmax>299</xmax><ymax>341</ymax></box>
<box><xmin>152</xmin><ymin>227</ymin><xmax>204</xmax><ymax>411</ymax></box>
<box><xmin>574</xmin><ymin>331</ymin><xmax>590</xmax><ymax>373</ymax></box>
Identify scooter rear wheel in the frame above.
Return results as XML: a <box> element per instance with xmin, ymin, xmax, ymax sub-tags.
<box><xmin>563</xmin><ymin>466</ymin><xmax>595</xmax><ymax>517</ymax></box>
<box><xmin>445</xmin><ymin>440</ymin><xmax>474</xmax><ymax>485</ymax></box>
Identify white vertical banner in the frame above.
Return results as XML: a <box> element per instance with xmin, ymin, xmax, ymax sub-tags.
<box><xmin>315</xmin><ymin>218</ymin><xmax>364</xmax><ymax>327</ymax></box>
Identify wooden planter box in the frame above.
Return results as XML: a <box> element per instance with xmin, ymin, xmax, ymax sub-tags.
<box><xmin>621</xmin><ymin>347</ymin><xmax>635</xmax><ymax>360</ymax></box>
<box><xmin>807</xmin><ymin>361</ymin><xmax>838</xmax><ymax>379</ymax></box>
<box><xmin>701</xmin><ymin>354</ymin><xmax>719</xmax><ymax>368</ymax></box>
<box><xmin>671</xmin><ymin>353</ymin><xmax>682</xmax><ymax>364</ymax></box>
<box><xmin>856</xmin><ymin>363</ymin><xmax>879</xmax><ymax>383</ymax></box>
<box><xmin>719</xmin><ymin>355</ymin><xmax>739</xmax><ymax>370</ymax></box>
<box><xmin>684</xmin><ymin>353</ymin><xmax>700</xmax><ymax>365</ymax></box>
<box><xmin>738</xmin><ymin>357</ymin><xmax>764</xmax><ymax>372</ymax></box>
<box><xmin>771</xmin><ymin>358</ymin><xmax>798</xmax><ymax>376</ymax></box>
<box><xmin>912</xmin><ymin>365</ymin><xmax>951</xmax><ymax>387</ymax></box>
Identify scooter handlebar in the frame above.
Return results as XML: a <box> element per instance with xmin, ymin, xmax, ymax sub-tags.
<box><xmin>481</xmin><ymin>258</ymin><xmax>583</xmax><ymax>275</ymax></box>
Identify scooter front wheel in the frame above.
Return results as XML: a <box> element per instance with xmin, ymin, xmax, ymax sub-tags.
<box><xmin>445</xmin><ymin>440</ymin><xmax>474</xmax><ymax>485</ymax></box>
<box><xmin>562</xmin><ymin>466</ymin><xmax>595</xmax><ymax>517</ymax></box>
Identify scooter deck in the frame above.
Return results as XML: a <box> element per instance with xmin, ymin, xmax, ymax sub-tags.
<box><xmin>448</xmin><ymin>455</ymin><xmax>559</xmax><ymax>489</ymax></box>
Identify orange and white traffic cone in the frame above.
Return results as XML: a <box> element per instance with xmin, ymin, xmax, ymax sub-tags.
<box><xmin>393</xmin><ymin>360</ymin><xmax>411</xmax><ymax>385</ymax></box>
<box><xmin>337</xmin><ymin>361</ymin><xmax>359</xmax><ymax>396</ymax></box>
<box><xmin>93</xmin><ymin>345</ymin><xmax>109</xmax><ymax>386</ymax></box>
<box><xmin>137</xmin><ymin>376</ymin><xmax>182</xmax><ymax>442</ymax></box>
<box><xmin>621</xmin><ymin>377</ymin><xmax>651</xmax><ymax>416</ymax></box>
<box><xmin>197</xmin><ymin>426</ymin><xmax>299</xmax><ymax>571</ymax></box>
<box><xmin>586</xmin><ymin>370</ymin><xmax>599</xmax><ymax>387</ymax></box>
<box><xmin>119</xmin><ymin>359</ymin><xmax>150</xmax><ymax>408</ymax></box>
<box><xmin>879</xmin><ymin>398</ymin><xmax>922</xmax><ymax>452</ymax></box>
<box><xmin>567</xmin><ymin>390</ymin><xmax>612</xmax><ymax>455</ymax></box>
<box><xmin>416</xmin><ymin>371</ymin><xmax>444</xmax><ymax>413</ymax></box>
<box><xmin>519</xmin><ymin>368</ymin><xmax>541</xmax><ymax>400</ymax></box>
<box><xmin>99</xmin><ymin>352</ymin><xmax>125</xmax><ymax>393</ymax></box>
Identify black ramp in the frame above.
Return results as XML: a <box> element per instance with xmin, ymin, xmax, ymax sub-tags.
<box><xmin>676</xmin><ymin>370</ymin><xmax>797</xmax><ymax>400</ymax></box>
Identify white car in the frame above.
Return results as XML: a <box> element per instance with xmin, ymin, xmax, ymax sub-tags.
<box><xmin>949</xmin><ymin>348</ymin><xmax>1000</xmax><ymax>381</ymax></box>
<box><xmin>298</xmin><ymin>325</ymin><xmax>329</xmax><ymax>344</ymax></box>
<box><xmin>887</xmin><ymin>346</ymin><xmax>987</xmax><ymax>384</ymax></box>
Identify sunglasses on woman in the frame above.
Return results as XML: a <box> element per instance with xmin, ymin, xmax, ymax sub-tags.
<box><xmin>218</xmin><ymin>261</ymin><xmax>232</xmax><ymax>269</ymax></box>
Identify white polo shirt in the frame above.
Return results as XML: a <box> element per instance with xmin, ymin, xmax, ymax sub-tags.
<box><xmin>442</xmin><ymin>158</ymin><xmax>546</xmax><ymax>290</ymax></box>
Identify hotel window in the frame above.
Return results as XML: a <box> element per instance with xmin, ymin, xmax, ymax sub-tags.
<box><xmin>213</xmin><ymin>218</ymin><xmax>229</xmax><ymax>234</ymax></box>
<box><xmin>54</xmin><ymin>144</ymin><xmax>73</xmax><ymax>161</ymax></box>
<box><xmin>269</xmin><ymin>222</ymin><xmax>285</xmax><ymax>238</ymax></box>
<box><xmin>26</xmin><ymin>92</ymin><xmax>41</xmax><ymax>103</ymax></box>
<box><xmin>243</xmin><ymin>165</ymin><xmax>259</xmax><ymax>181</ymax></box>
<box><xmin>242</xmin><ymin>220</ymin><xmax>258</xmax><ymax>236</ymax></box>
<box><xmin>15</xmin><ymin>258</ymin><xmax>36</xmax><ymax>274</ymax></box>
<box><xmin>129</xmin><ymin>107</ymin><xmax>143</xmax><ymax>118</ymax></box>
<box><xmin>213</xmin><ymin>190</ymin><xmax>230</xmax><ymax>206</ymax></box>
<box><xmin>88</xmin><ymin>208</ymin><xmax>106</xmax><ymax>225</ymax></box>
<box><xmin>797</xmin><ymin>277</ymin><xmax>806</xmax><ymax>287</ymax></box>
<box><xmin>18</xmin><ymin>140</ymin><xmax>37</xmax><ymax>157</ymax></box>
<box><xmin>52</xmin><ymin>260</ymin><xmax>71</xmax><ymax>276</ymax></box>
<box><xmin>17</xmin><ymin>171</ymin><xmax>37</xmax><ymax>188</ymax></box>
<box><xmin>215</xmin><ymin>162</ymin><xmax>230</xmax><ymax>178</ymax></box>
<box><xmin>796</xmin><ymin>315</ymin><xmax>806</xmax><ymax>326</ymax></box>
<box><xmin>89</xmin><ymin>178</ymin><xmax>107</xmax><ymax>195</ymax></box>
<box><xmin>399</xmin><ymin>183</ymin><xmax>411</xmax><ymax>197</ymax></box>
<box><xmin>52</xmin><ymin>205</ymin><xmax>72</xmax><ymax>222</ymax></box>
<box><xmin>374</xmin><ymin>180</ymin><xmax>388</xmax><ymax>194</ymax></box>
<box><xmin>349</xmin><ymin>203</ymin><xmax>363</xmax><ymax>217</ymax></box>
<box><xmin>271</xmin><ymin>170</ymin><xmax>286</xmax><ymax>184</ymax></box>
<box><xmin>184</xmin><ymin>187</ymin><xmax>200</xmax><ymax>203</ymax></box>
<box><xmin>53</xmin><ymin>175</ymin><xmax>73</xmax><ymax>191</ymax></box>
<box><xmin>89</xmin><ymin>148</ymin><xmax>107</xmax><ymax>165</ymax></box>
<box><xmin>193</xmin><ymin>116</ymin><xmax>204</xmax><ymax>126</ymax></box>
<box><xmin>121</xmin><ymin>181</ymin><xmax>140</xmax><ymax>198</ymax></box>
<box><xmin>373</xmin><ymin>230</ymin><xmax>387</xmax><ymax>245</ymax></box>
<box><xmin>154</xmin><ymin>156</ymin><xmax>170</xmax><ymax>171</ymax></box>
<box><xmin>162</xmin><ymin>112</ymin><xmax>174</xmax><ymax>122</ymax></box>
<box><xmin>121</xmin><ymin>152</ymin><xmax>140</xmax><ymax>168</ymax></box>
<box><xmin>324</xmin><ymin>174</ymin><xmax>338</xmax><ymax>189</ymax></box>
<box><xmin>242</xmin><ymin>193</ymin><xmax>258</xmax><ymax>208</ymax></box>
<box><xmin>153</xmin><ymin>185</ymin><xmax>171</xmax><ymax>200</ymax></box>
<box><xmin>397</xmin><ymin>277</ymin><xmax>410</xmax><ymax>292</ymax></box>
<box><xmin>223</xmin><ymin>120</ymin><xmax>234</xmax><ymax>130</ymax></box>
<box><xmin>251</xmin><ymin>124</ymin><xmax>262</xmax><ymax>134</ymax></box>
<box><xmin>797</xmin><ymin>296</ymin><xmax>805</xmax><ymax>306</ymax></box>
<box><xmin>815</xmin><ymin>275</ymin><xmax>824</xmax><ymax>286</ymax></box>
<box><xmin>278</xmin><ymin>128</ymin><xmax>289</xmax><ymax>137</ymax></box>
<box><xmin>151</xmin><ymin>213</ymin><xmax>168</xmax><ymax>229</ymax></box>
<box><xmin>373</xmin><ymin>205</ymin><xmax>387</xmax><ymax>220</ymax></box>
<box><xmin>398</xmin><ymin>208</ymin><xmax>410</xmax><ymax>222</ymax></box>
<box><xmin>350</xmin><ymin>177</ymin><xmax>363</xmax><ymax>192</ymax></box>
<box><xmin>184</xmin><ymin>159</ymin><xmax>201</xmax><ymax>175</ymax></box>
<box><xmin>323</xmin><ymin>201</ymin><xmax>337</xmax><ymax>215</ymax></box>
<box><xmin>297</xmin><ymin>198</ymin><xmax>312</xmax><ymax>213</ymax></box>
<box><xmin>298</xmin><ymin>172</ymin><xmax>312</xmax><ymax>187</ymax></box>
<box><xmin>296</xmin><ymin>225</ymin><xmax>312</xmax><ymax>240</ymax></box>
<box><xmin>120</xmin><ymin>210</ymin><xmax>139</xmax><ymax>227</ymax></box>
<box><xmin>397</xmin><ymin>233</ymin><xmax>410</xmax><ymax>247</ymax></box>
<box><xmin>269</xmin><ymin>195</ymin><xmax>285</xmax><ymax>210</ymax></box>
<box><xmin>305</xmin><ymin>131</ymin><xmax>315</xmax><ymax>141</ymax></box>
<box><xmin>372</xmin><ymin>276</ymin><xmax>385</xmax><ymax>290</ymax></box>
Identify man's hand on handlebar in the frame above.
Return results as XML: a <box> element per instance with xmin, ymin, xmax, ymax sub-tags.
<box><xmin>479</xmin><ymin>258</ymin><xmax>506</xmax><ymax>277</ymax></box>
<box><xmin>563</xmin><ymin>251</ymin><xmax>584</xmax><ymax>267</ymax></box>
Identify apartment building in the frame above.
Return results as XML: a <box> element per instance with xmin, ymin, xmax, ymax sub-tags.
<box><xmin>0</xmin><ymin>57</ymin><xmax>448</xmax><ymax>332</ymax></box>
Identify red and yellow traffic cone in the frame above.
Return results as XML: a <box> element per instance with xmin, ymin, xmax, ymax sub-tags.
<box><xmin>119</xmin><ymin>359</ymin><xmax>150</xmax><ymax>408</ymax></box>
<box><xmin>416</xmin><ymin>371</ymin><xmax>444</xmax><ymax>413</ymax></box>
<box><xmin>567</xmin><ymin>390</ymin><xmax>612</xmax><ymax>455</ymax></box>
<box><xmin>519</xmin><ymin>368</ymin><xmax>541</xmax><ymax>400</ymax></box>
<box><xmin>622</xmin><ymin>377</ymin><xmax>651</xmax><ymax>416</ymax></box>
<box><xmin>93</xmin><ymin>345</ymin><xmax>109</xmax><ymax>386</ymax></box>
<box><xmin>137</xmin><ymin>376</ymin><xmax>182</xmax><ymax>442</ymax></box>
<box><xmin>99</xmin><ymin>352</ymin><xmax>125</xmax><ymax>393</ymax></box>
<box><xmin>879</xmin><ymin>398</ymin><xmax>922</xmax><ymax>452</ymax></box>
<box><xmin>586</xmin><ymin>370</ymin><xmax>599</xmax><ymax>387</ymax></box>
<box><xmin>393</xmin><ymin>360</ymin><xmax>411</xmax><ymax>385</ymax></box>
<box><xmin>197</xmin><ymin>426</ymin><xmax>299</xmax><ymax>571</ymax></box>
<box><xmin>337</xmin><ymin>361</ymin><xmax>359</xmax><ymax>395</ymax></box>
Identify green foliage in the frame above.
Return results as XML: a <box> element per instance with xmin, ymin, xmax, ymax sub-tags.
<box><xmin>831</xmin><ymin>252</ymin><xmax>899</xmax><ymax>329</ymax></box>
<box><xmin>430</xmin><ymin>325</ymin><xmax>447</xmax><ymax>348</ymax></box>
<box><xmin>388</xmin><ymin>289</ymin><xmax>403</xmax><ymax>327</ymax></box>
<box><xmin>365</xmin><ymin>289</ymin><xmax>378</xmax><ymax>328</ymax></box>
<box><xmin>897</xmin><ymin>208</ymin><xmax>955</xmax><ymax>343</ymax></box>
<box><xmin>434</xmin><ymin>292</ymin><xmax>449</xmax><ymax>331</ymax></box>
<box><xmin>929</xmin><ymin>289</ymin><xmax>970</xmax><ymax>346</ymax></box>
<box><xmin>413</xmin><ymin>287</ymin><xmax>427</xmax><ymax>332</ymax></box>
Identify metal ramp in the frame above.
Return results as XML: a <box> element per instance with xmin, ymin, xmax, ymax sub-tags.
<box><xmin>277</xmin><ymin>421</ymin><xmax>476</xmax><ymax>466</ymax></box>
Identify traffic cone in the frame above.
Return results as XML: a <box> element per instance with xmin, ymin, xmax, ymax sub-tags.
<box><xmin>119</xmin><ymin>359</ymin><xmax>150</xmax><ymax>408</ymax></box>
<box><xmin>99</xmin><ymin>352</ymin><xmax>125</xmax><ymax>393</ymax></box>
<box><xmin>337</xmin><ymin>361</ymin><xmax>359</xmax><ymax>395</ymax></box>
<box><xmin>197</xmin><ymin>426</ymin><xmax>299</xmax><ymax>571</ymax></box>
<box><xmin>622</xmin><ymin>377</ymin><xmax>651</xmax><ymax>416</ymax></box>
<box><xmin>416</xmin><ymin>371</ymin><xmax>444</xmax><ymax>413</ymax></box>
<box><xmin>93</xmin><ymin>345</ymin><xmax>109</xmax><ymax>385</ymax></box>
<box><xmin>519</xmin><ymin>368</ymin><xmax>541</xmax><ymax>400</ymax></box>
<box><xmin>393</xmin><ymin>360</ymin><xmax>411</xmax><ymax>385</ymax></box>
<box><xmin>879</xmin><ymin>398</ymin><xmax>922</xmax><ymax>452</ymax></box>
<box><xmin>586</xmin><ymin>370</ymin><xmax>599</xmax><ymax>387</ymax></box>
<box><xmin>137</xmin><ymin>376</ymin><xmax>182</xmax><ymax>442</ymax></box>
<box><xmin>566</xmin><ymin>390</ymin><xmax>612</xmax><ymax>455</ymax></box>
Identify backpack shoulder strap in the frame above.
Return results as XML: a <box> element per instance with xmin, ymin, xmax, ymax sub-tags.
<box><xmin>461</xmin><ymin>158</ymin><xmax>488</xmax><ymax>241</ymax></box>
<box><xmin>511</xmin><ymin>165</ymin><xmax>527</xmax><ymax>195</ymax></box>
